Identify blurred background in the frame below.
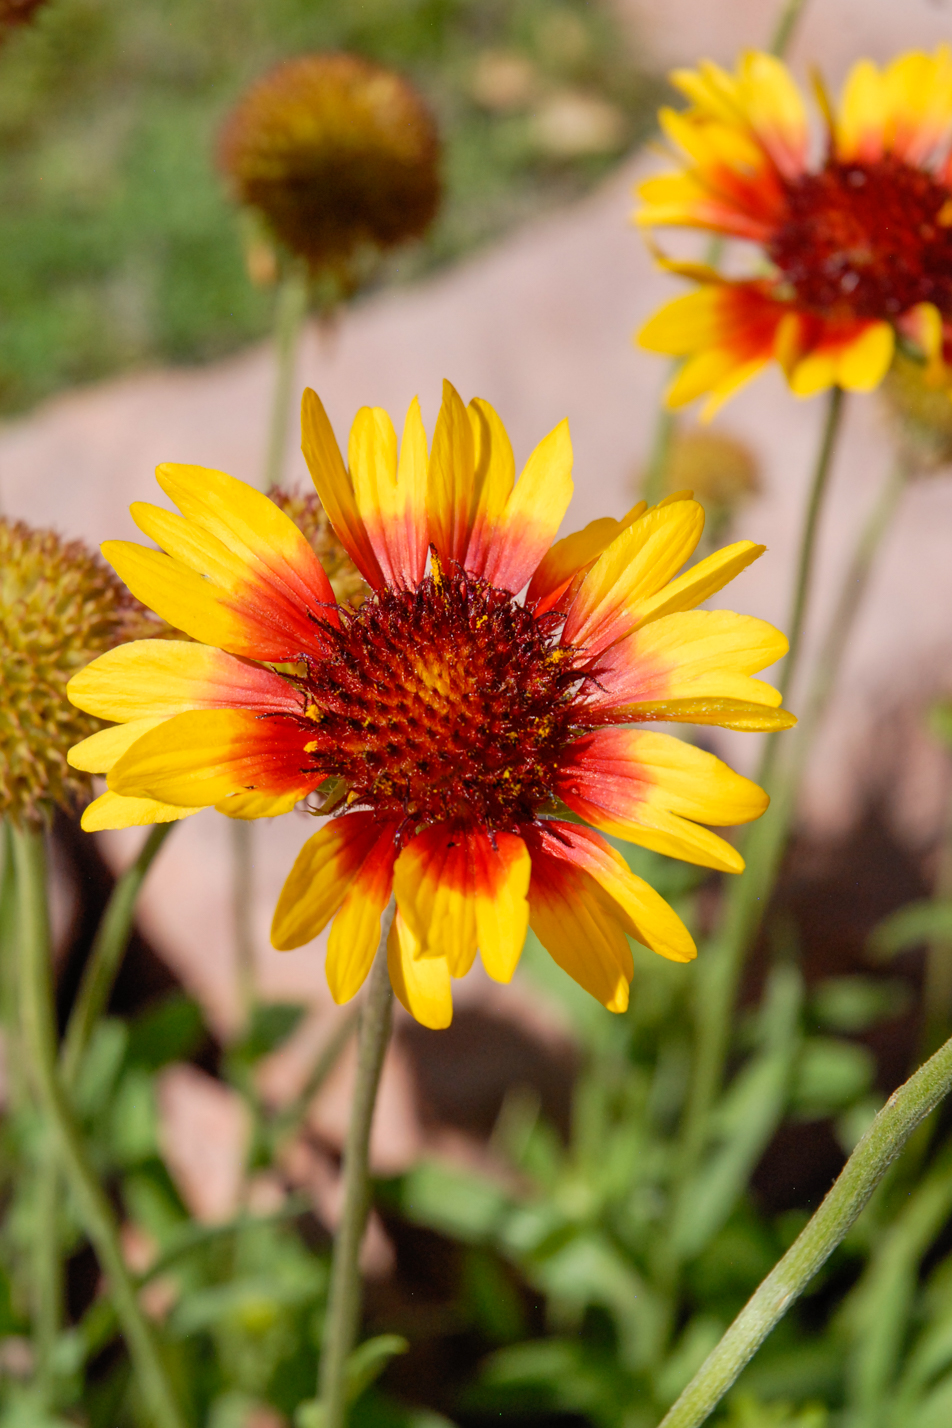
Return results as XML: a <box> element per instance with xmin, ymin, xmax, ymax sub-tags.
<box><xmin>5</xmin><ymin>2</ymin><xmax>952</xmax><ymax>1426</ymax></box>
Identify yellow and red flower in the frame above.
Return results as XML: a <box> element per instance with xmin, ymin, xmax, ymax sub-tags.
<box><xmin>635</xmin><ymin>48</ymin><xmax>952</xmax><ymax>414</ymax></box>
<box><xmin>66</xmin><ymin>383</ymin><xmax>792</xmax><ymax>1027</ymax></box>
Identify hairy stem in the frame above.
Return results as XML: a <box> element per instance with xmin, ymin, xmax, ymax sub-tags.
<box><xmin>659</xmin><ymin>1032</ymin><xmax>952</xmax><ymax>1428</ymax></box>
<box><xmin>61</xmin><ymin>823</ymin><xmax>172</xmax><ymax>1082</ymax></box>
<box><xmin>318</xmin><ymin>902</ymin><xmax>396</xmax><ymax>1428</ymax></box>
<box><xmin>11</xmin><ymin>823</ymin><xmax>186</xmax><ymax>1428</ymax></box>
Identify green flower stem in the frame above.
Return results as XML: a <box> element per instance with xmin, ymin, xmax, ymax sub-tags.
<box><xmin>60</xmin><ymin>822</ymin><xmax>172</xmax><ymax>1083</ymax></box>
<box><xmin>769</xmin><ymin>0</ymin><xmax>809</xmax><ymax>55</ymax></box>
<box><xmin>270</xmin><ymin>1005</ymin><xmax>360</xmax><ymax>1150</ymax></box>
<box><xmin>678</xmin><ymin>385</ymin><xmax>846</xmax><ymax>1185</ymax></box>
<box><xmin>318</xmin><ymin>901</ymin><xmax>396</xmax><ymax>1428</ymax></box>
<box><xmin>658</xmin><ymin>1030</ymin><xmax>952</xmax><ymax>1428</ymax></box>
<box><xmin>32</xmin><ymin>1140</ymin><xmax>61</xmax><ymax>1397</ymax></box>
<box><xmin>262</xmin><ymin>263</ymin><xmax>310</xmax><ymax>493</ymax></box>
<box><xmin>231</xmin><ymin>264</ymin><xmax>311</xmax><ymax>1027</ymax></box>
<box><xmin>231</xmin><ymin>818</ymin><xmax>257</xmax><ymax>1032</ymax></box>
<box><xmin>11</xmin><ymin>822</ymin><xmax>187</xmax><ymax>1428</ymax></box>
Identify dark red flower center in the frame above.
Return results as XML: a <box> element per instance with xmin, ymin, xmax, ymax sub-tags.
<box><xmin>768</xmin><ymin>156</ymin><xmax>952</xmax><ymax>320</ymax></box>
<box><xmin>295</xmin><ymin>567</ymin><xmax>584</xmax><ymax>832</ymax></box>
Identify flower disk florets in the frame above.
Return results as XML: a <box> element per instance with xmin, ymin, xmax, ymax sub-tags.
<box><xmin>0</xmin><ymin>519</ymin><xmax>163</xmax><ymax>825</ymax></box>
<box><xmin>771</xmin><ymin>157</ymin><xmax>952</xmax><ymax>321</ymax></box>
<box><xmin>297</xmin><ymin>566</ymin><xmax>581</xmax><ymax>833</ymax></box>
<box><xmin>219</xmin><ymin>52</ymin><xmax>440</xmax><ymax>286</ymax></box>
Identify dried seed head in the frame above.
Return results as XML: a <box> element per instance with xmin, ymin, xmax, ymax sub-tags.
<box><xmin>664</xmin><ymin>429</ymin><xmax>761</xmax><ymax>515</ymax></box>
<box><xmin>219</xmin><ymin>53</ymin><xmax>440</xmax><ymax>293</ymax></box>
<box><xmin>269</xmin><ymin>487</ymin><xmax>367</xmax><ymax>607</ymax></box>
<box><xmin>882</xmin><ymin>350</ymin><xmax>952</xmax><ymax>472</ymax></box>
<box><xmin>0</xmin><ymin>519</ymin><xmax>165</xmax><ymax>826</ymax></box>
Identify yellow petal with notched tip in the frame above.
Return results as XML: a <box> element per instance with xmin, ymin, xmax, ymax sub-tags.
<box><xmin>387</xmin><ymin>914</ymin><xmax>453</xmax><ymax>1029</ymax></box>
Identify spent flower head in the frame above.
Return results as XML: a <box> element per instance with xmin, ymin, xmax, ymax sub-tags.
<box><xmin>219</xmin><ymin>53</ymin><xmax>440</xmax><ymax>298</ymax></box>
<box><xmin>662</xmin><ymin>428</ymin><xmax>760</xmax><ymax>527</ymax></box>
<box><xmin>0</xmin><ymin>518</ymin><xmax>163</xmax><ymax>826</ymax></box>
<box><xmin>636</xmin><ymin>47</ymin><xmax>952</xmax><ymax>414</ymax></box>
<box><xmin>67</xmin><ymin>383</ymin><xmax>793</xmax><ymax>1028</ymax></box>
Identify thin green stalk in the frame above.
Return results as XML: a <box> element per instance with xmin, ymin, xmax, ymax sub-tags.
<box><xmin>318</xmin><ymin>902</ymin><xmax>396</xmax><ymax>1428</ymax></box>
<box><xmin>0</xmin><ymin>821</ymin><xmax>23</xmax><ymax>1110</ymax></box>
<box><xmin>231</xmin><ymin>264</ymin><xmax>310</xmax><ymax>1027</ymax></box>
<box><xmin>32</xmin><ymin>1139</ymin><xmax>61</xmax><ymax>1399</ymax></box>
<box><xmin>61</xmin><ymin>823</ymin><xmax>172</xmax><ymax>1082</ymax></box>
<box><xmin>677</xmin><ymin>386</ymin><xmax>846</xmax><ymax>1183</ymax></box>
<box><xmin>262</xmin><ymin>264</ymin><xmax>309</xmax><ymax>492</ymax></box>
<box><xmin>658</xmin><ymin>1030</ymin><xmax>952</xmax><ymax>1428</ymax></box>
<box><xmin>768</xmin><ymin>0</ymin><xmax>809</xmax><ymax>55</ymax></box>
<box><xmin>231</xmin><ymin>818</ymin><xmax>256</xmax><ymax>1032</ymax></box>
<box><xmin>642</xmin><ymin>408</ymin><xmax>678</xmax><ymax>507</ymax></box>
<box><xmin>11</xmin><ymin>823</ymin><xmax>186</xmax><ymax>1428</ymax></box>
<box><xmin>271</xmin><ymin>1006</ymin><xmax>360</xmax><ymax>1149</ymax></box>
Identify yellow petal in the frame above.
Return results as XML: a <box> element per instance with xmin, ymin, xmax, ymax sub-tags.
<box><xmin>634</xmin><ymin>540</ymin><xmax>765</xmax><ymax>627</ymax></box>
<box><xmin>387</xmin><ymin>914</ymin><xmax>453</xmax><ymax>1029</ymax></box>
<box><xmin>67</xmin><ymin>639</ymin><xmax>299</xmax><ymax>725</ymax></box>
<box><xmin>563</xmin><ymin>498</ymin><xmax>705</xmax><ymax>654</ymax></box>
<box><xmin>271</xmin><ymin>812</ymin><xmax>384</xmax><ymax>952</ymax></box>
<box><xmin>428</xmin><ymin>379</ymin><xmax>476</xmax><ymax>566</ymax></box>
<box><xmin>214</xmin><ymin>790</ymin><xmax>302</xmax><ymax>820</ymax></box>
<box><xmin>108</xmin><ymin>708</ymin><xmax>311</xmax><ymax>808</ymax></box>
<box><xmin>301</xmin><ymin>387</ymin><xmax>384</xmax><ymax>587</ymax></box>
<box><xmin>474</xmin><ymin>833</ymin><xmax>531</xmax><ymax>984</ymax></box>
<box><xmin>80</xmin><ymin>790</ymin><xmax>202</xmax><ymax>832</ymax></box>
<box><xmin>835</xmin><ymin>323</ymin><xmax>894</xmax><ymax>392</ymax></box>
<box><xmin>68</xmin><ymin>717</ymin><xmax>167</xmax><ymax>774</ymax></box>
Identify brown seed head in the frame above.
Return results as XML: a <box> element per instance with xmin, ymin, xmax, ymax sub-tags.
<box><xmin>218</xmin><ymin>53</ymin><xmax>440</xmax><ymax>289</ymax></box>
<box><xmin>0</xmin><ymin>519</ymin><xmax>166</xmax><ymax>826</ymax></box>
<box><xmin>664</xmin><ymin>429</ymin><xmax>761</xmax><ymax>513</ymax></box>
<box><xmin>269</xmin><ymin>487</ymin><xmax>367</xmax><ymax>607</ymax></box>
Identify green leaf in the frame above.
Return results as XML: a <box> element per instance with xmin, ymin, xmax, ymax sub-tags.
<box><xmin>790</xmin><ymin>1039</ymin><xmax>874</xmax><ymax>1119</ymax></box>
<box><xmin>108</xmin><ymin>1068</ymin><xmax>159</xmax><ymax>1165</ymax></box>
<box><xmin>812</xmin><ymin>976</ymin><xmax>912</xmax><ymax>1032</ymax></box>
<box><xmin>346</xmin><ymin>1334</ymin><xmax>409</xmax><ymax>1402</ymax></box>
<box><xmin>125</xmin><ymin>994</ymin><xmax>205</xmax><ymax>1070</ymax></box>
<box><xmin>870</xmin><ymin>901</ymin><xmax>952</xmax><ymax>959</ymax></box>
<box><xmin>72</xmin><ymin>1017</ymin><xmax>128</xmax><ymax>1118</ymax></box>
<box><xmin>399</xmin><ymin>1160</ymin><xmax>510</xmax><ymax>1243</ymax></box>
<box><xmin>724</xmin><ymin>1393</ymin><xmax>827</xmax><ymax>1427</ymax></box>
<box><xmin>233</xmin><ymin>1002</ymin><xmax>307</xmax><ymax>1064</ymax></box>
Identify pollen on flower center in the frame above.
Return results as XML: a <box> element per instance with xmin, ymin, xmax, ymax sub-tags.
<box><xmin>297</xmin><ymin>567</ymin><xmax>582</xmax><ymax>831</ymax></box>
<box><xmin>769</xmin><ymin>156</ymin><xmax>952</xmax><ymax>319</ymax></box>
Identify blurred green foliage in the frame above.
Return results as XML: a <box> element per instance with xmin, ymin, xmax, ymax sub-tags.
<box><xmin>0</xmin><ymin>0</ymin><xmax>654</xmax><ymax>414</ymax></box>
